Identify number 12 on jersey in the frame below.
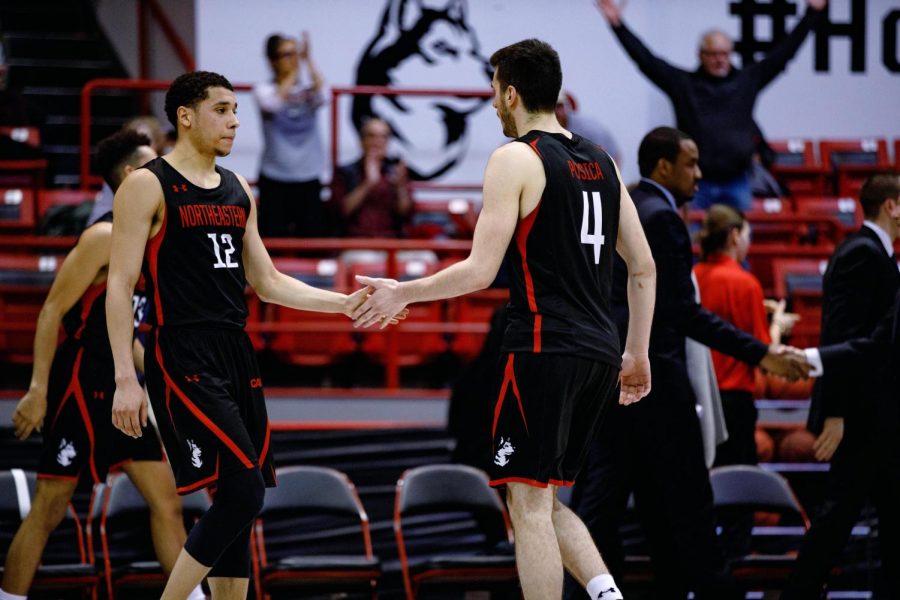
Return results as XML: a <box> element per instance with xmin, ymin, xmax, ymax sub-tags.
<box><xmin>208</xmin><ymin>233</ymin><xmax>239</xmax><ymax>269</ymax></box>
<box><xmin>581</xmin><ymin>190</ymin><xmax>604</xmax><ymax>264</ymax></box>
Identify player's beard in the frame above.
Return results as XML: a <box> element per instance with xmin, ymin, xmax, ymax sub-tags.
<box><xmin>497</xmin><ymin>102</ymin><xmax>517</xmax><ymax>138</ymax></box>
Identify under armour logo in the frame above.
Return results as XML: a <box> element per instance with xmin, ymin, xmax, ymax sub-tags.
<box><xmin>184</xmin><ymin>374</ymin><xmax>200</xmax><ymax>383</ymax></box>
<box><xmin>596</xmin><ymin>587</ymin><xmax>618</xmax><ymax>598</ymax></box>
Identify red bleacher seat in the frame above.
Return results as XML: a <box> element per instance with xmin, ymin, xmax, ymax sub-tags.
<box><xmin>345</xmin><ymin>254</ymin><xmax>448</xmax><ymax>366</ymax></box>
<box><xmin>407</xmin><ymin>198</ymin><xmax>477</xmax><ymax>239</ymax></box>
<box><xmin>0</xmin><ymin>188</ymin><xmax>36</xmax><ymax>231</ymax></box>
<box><xmin>794</xmin><ymin>196</ymin><xmax>861</xmax><ymax>236</ymax></box>
<box><xmin>268</xmin><ymin>257</ymin><xmax>357</xmax><ymax>366</ymax></box>
<box><xmin>0</xmin><ymin>253</ymin><xmax>61</xmax><ymax>364</ymax></box>
<box><xmin>744</xmin><ymin>244</ymin><xmax>834</xmax><ymax>299</ymax></box>
<box><xmin>687</xmin><ymin>207</ymin><xmax>841</xmax><ymax>247</ymax></box>
<box><xmin>37</xmin><ymin>188</ymin><xmax>96</xmax><ymax>221</ymax></box>
<box><xmin>447</xmin><ymin>288</ymin><xmax>508</xmax><ymax>361</ymax></box>
<box><xmin>819</xmin><ymin>138</ymin><xmax>891</xmax><ymax>197</ymax></box>
<box><xmin>768</xmin><ymin>139</ymin><xmax>825</xmax><ymax>196</ymax></box>
<box><xmin>0</xmin><ymin>126</ymin><xmax>40</xmax><ymax>149</ymax></box>
<box><xmin>771</xmin><ymin>258</ymin><xmax>827</xmax><ymax>347</ymax></box>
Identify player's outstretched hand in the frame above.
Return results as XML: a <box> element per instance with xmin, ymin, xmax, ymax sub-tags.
<box><xmin>352</xmin><ymin>275</ymin><xmax>409</xmax><ymax>329</ymax></box>
<box><xmin>12</xmin><ymin>389</ymin><xmax>47</xmax><ymax>440</ymax></box>
<box><xmin>619</xmin><ymin>351</ymin><xmax>650</xmax><ymax>405</ymax></box>
<box><xmin>112</xmin><ymin>377</ymin><xmax>146</xmax><ymax>439</ymax></box>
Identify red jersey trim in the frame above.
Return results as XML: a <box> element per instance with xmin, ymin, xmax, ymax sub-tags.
<box><xmin>489</xmin><ymin>476</ymin><xmax>575</xmax><ymax>489</ymax></box>
<box><xmin>36</xmin><ymin>473</ymin><xmax>79</xmax><ymax>482</ymax></box>
<box><xmin>67</xmin><ymin>349</ymin><xmax>100</xmax><ymax>483</ymax></box>
<box><xmin>527</xmin><ymin>137</ymin><xmax>543</xmax><ymax>159</ymax></box>
<box><xmin>154</xmin><ymin>331</ymin><xmax>255</xmax><ymax>470</ymax></box>
<box><xmin>491</xmin><ymin>353</ymin><xmax>529</xmax><ymax>438</ymax></box>
<box><xmin>73</xmin><ymin>282</ymin><xmax>106</xmax><ymax>341</ymax></box>
<box><xmin>515</xmin><ymin>199</ymin><xmax>543</xmax><ymax>352</ymax></box>
<box><xmin>146</xmin><ymin>208</ymin><xmax>168</xmax><ymax>326</ymax></box>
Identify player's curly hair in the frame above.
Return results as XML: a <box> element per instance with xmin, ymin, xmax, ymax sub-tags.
<box><xmin>95</xmin><ymin>129</ymin><xmax>152</xmax><ymax>190</ymax></box>
<box><xmin>164</xmin><ymin>71</ymin><xmax>234</xmax><ymax>131</ymax></box>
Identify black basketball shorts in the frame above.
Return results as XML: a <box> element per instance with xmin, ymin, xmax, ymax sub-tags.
<box><xmin>145</xmin><ymin>327</ymin><xmax>276</xmax><ymax>495</ymax></box>
<box><xmin>39</xmin><ymin>342</ymin><xmax>163</xmax><ymax>483</ymax></box>
<box><xmin>486</xmin><ymin>352</ymin><xmax>619</xmax><ymax>488</ymax></box>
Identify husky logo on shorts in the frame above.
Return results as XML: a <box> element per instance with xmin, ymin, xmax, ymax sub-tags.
<box><xmin>56</xmin><ymin>438</ymin><xmax>76</xmax><ymax>466</ymax></box>
<box><xmin>186</xmin><ymin>439</ymin><xmax>203</xmax><ymax>468</ymax></box>
<box><xmin>493</xmin><ymin>437</ymin><xmax>515</xmax><ymax>467</ymax></box>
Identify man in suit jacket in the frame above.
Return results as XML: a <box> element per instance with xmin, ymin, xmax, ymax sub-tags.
<box><xmin>569</xmin><ymin>127</ymin><xmax>808</xmax><ymax>599</ymax></box>
<box><xmin>785</xmin><ymin>173</ymin><xmax>900</xmax><ymax>598</ymax></box>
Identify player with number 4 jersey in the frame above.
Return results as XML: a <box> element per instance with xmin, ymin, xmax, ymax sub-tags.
<box><xmin>349</xmin><ymin>39</ymin><xmax>656</xmax><ymax>600</ymax></box>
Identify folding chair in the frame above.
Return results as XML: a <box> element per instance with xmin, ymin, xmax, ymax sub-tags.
<box><xmin>710</xmin><ymin>465</ymin><xmax>810</xmax><ymax>591</ymax></box>
<box><xmin>253</xmin><ymin>465</ymin><xmax>380</xmax><ymax>599</ymax></box>
<box><xmin>394</xmin><ymin>464</ymin><xmax>517</xmax><ymax>599</ymax></box>
<box><xmin>0</xmin><ymin>469</ymin><xmax>99</xmax><ymax>599</ymax></box>
<box><xmin>95</xmin><ymin>472</ymin><xmax>210</xmax><ymax>597</ymax></box>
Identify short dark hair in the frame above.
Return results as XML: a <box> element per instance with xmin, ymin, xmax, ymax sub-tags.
<box><xmin>638</xmin><ymin>127</ymin><xmax>693</xmax><ymax>177</ymax></box>
<box><xmin>95</xmin><ymin>129</ymin><xmax>152</xmax><ymax>190</ymax></box>
<box><xmin>696</xmin><ymin>204</ymin><xmax>746</xmax><ymax>260</ymax></box>
<box><xmin>265</xmin><ymin>34</ymin><xmax>287</xmax><ymax>62</ymax></box>
<box><xmin>164</xmin><ymin>71</ymin><xmax>234</xmax><ymax>131</ymax></box>
<box><xmin>489</xmin><ymin>39</ymin><xmax>561</xmax><ymax>113</ymax></box>
<box><xmin>859</xmin><ymin>173</ymin><xmax>900</xmax><ymax>220</ymax></box>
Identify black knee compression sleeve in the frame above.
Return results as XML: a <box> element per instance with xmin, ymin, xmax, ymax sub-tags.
<box><xmin>183</xmin><ymin>467</ymin><xmax>265</xmax><ymax>570</ymax></box>
<box><xmin>207</xmin><ymin>523</ymin><xmax>252</xmax><ymax>578</ymax></box>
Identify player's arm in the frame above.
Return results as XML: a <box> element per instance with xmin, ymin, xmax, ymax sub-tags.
<box><xmin>613</xmin><ymin>163</ymin><xmax>656</xmax><ymax>405</ymax></box>
<box><xmin>107</xmin><ymin>170</ymin><xmax>161</xmax><ymax>439</ymax></box>
<box><xmin>238</xmin><ymin>175</ymin><xmax>370</xmax><ymax>315</ymax></box>
<box><xmin>11</xmin><ymin>226</ymin><xmax>110</xmax><ymax>440</ymax></box>
<box><xmin>351</xmin><ymin>142</ymin><xmax>526</xmax><ymax>328</ymax></box>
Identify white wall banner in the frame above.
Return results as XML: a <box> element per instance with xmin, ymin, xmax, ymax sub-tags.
<box><xmin>197</xmin><ymin>0</ymin><xmax>900</xmax><ymax>187</ymax></box>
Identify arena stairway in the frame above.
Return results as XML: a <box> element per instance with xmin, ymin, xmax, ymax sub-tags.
<box><xmin>0</xmin><ymin>0</ymin><xmax>136</xmax><ymax>186</ymax></box>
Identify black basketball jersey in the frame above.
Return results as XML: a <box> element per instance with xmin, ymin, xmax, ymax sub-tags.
<box><xmin>60</xmin><ymin>212</ymin><xmax>146</xmax><ymax>357</ymax></box>
<box><xmin>500</xmin><ymin>131</ymin><xmax>622</xmax><ymax>367</ymax></box>
<box><xmin>141</xmin><ymin>157</ymin><xmax>250</xmax><ymax>329</ymax></box>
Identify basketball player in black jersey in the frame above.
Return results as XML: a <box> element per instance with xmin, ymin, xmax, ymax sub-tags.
<box><xmin>105</xmin><ymin>72</ymin><xmax>392</xmax><ymax>600</ymax></box>
<box><xmin>353</xmin><ymin>39</ymin><xmax>656</xmax><ymax>600</ymax></box>
<box><xmin>1</xmin><ymin>130</ymin><xmax>206</xmax><ymax>600</ymax></box>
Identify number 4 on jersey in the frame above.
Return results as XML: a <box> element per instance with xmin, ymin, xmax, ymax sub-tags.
<box><xmin>208</xmin><ymin>233</ymin><xmax>239</xmax><ymax>269</ymax></box>
<box><xmin>581</xmin><ymin>190</ymin><xmax>604</xmax><ymax>264</ymax></box>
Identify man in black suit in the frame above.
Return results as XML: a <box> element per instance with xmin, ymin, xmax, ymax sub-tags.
<box><xmin>569</xmin><ymin>127</ymin><xmax>808</xmax><ymax>599</ymax></box>
<box><xmin>784</xmin><ymin>173</ymin><xmax>900</xmax><ymax>599</ymax></box>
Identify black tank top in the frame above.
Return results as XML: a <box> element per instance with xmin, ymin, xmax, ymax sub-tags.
<box><xmin>61</xmin><ymin>212</ymin><xmax>147</xmax><ymax>358</ymax></box>
<box><xmin>500</xmin><ymin>131</ymin><xmax>622</xmax><ymax>367</ymax></box>
<box><xmin>140</xmin><ymin>157</ymin><xmax>250</xmax><ymax>329</ymax></box>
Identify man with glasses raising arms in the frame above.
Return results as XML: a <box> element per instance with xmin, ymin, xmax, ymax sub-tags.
<box><xmin>595</xmin><ymin>0</ymin><xmax>826</xmax><ymax>211</ymax></box>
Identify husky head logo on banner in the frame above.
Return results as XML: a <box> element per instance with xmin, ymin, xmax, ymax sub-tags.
<box><xmin>352</xmin><ymin>0</ymin><xmax>492</xmax><ymax>180</ymax></box>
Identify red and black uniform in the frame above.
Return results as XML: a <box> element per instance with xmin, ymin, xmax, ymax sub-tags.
<box><xmin>140</xmin><ymin>157</ymin><xmax>275</xmax><ymax>495</ymax></box>
<box><xmin>39</xmin><ymin>213</ymin><xmax>162</xmax><ymax>483</ymax></box>
<box><xmin>488</xmin><ymin>131</ymin><xmax>622</xmax><ymax>488</ymax></box>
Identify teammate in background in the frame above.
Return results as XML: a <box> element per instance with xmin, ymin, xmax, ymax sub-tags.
<box><xmin>2</xmin><ymin>130</ymin><xmax>204</xmax><ymax>600</ymax></box>
<box><xmin>105</xmin><ymin>71</ymin><xmax>398</xmax><ymax>600</ymax></box>
<box><xmin>351</xmin><ymin>39</ymin><xmax>657</xmax><ymax>600</ymax></box>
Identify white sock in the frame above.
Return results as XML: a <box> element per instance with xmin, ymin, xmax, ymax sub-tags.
<box><xmin>186</xmin><ymin>585</ymin><xmax>205</xmax><ymax>600</ymax></box>
<box><xmin>586</xmin><ymin>573</ymin><xmax>623</xmax><ymax>599</ymax></box>
<box><xmin>0</xmin><ymin>590</ymin><xmax>28</xmax><ymax>600</ymax></box>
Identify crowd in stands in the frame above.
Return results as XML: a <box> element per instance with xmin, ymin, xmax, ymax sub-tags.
<box><xmin>2</xmin><ymin>2</ymin><xmax>900</xmax><ymax>597</ymax></box>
